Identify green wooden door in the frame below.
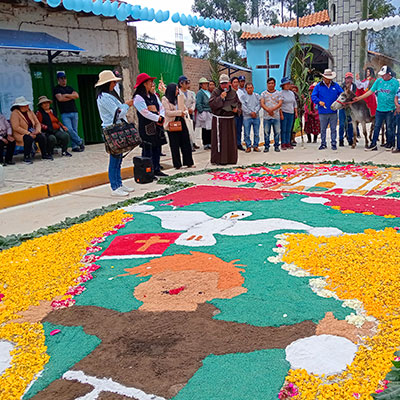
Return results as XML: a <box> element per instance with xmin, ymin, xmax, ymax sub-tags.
<box><xmin>30</xmin><ymin>63</ymin><xmax>113</xmax><ymax>143</ymax></box>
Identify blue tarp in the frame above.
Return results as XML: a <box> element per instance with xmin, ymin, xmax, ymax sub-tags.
<box><xmin>0</xmin><ymin>29</ymin><xmax>84</xmax><ymax>52</ymax></box>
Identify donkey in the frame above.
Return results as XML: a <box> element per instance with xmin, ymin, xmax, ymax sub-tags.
<box><xmin>331</xmin><ymin>89</ymin><xmax>375</xmax><ymax>148</ymax></box>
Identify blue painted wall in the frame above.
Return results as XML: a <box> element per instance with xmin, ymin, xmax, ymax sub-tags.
<box><xmin>246</xmin><ymin>34</ymin><xmax>329</xmax><ymax>94</ymax></box>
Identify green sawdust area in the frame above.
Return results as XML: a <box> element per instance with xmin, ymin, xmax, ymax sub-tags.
<box><xmin>24</xmin><ymin>323</ymin><xmax>101</xmax><ymax>399</ymax></box>
<box><xmin>1</xmin><ymin>160</ymin><xmax>399</xmax><ymax>251</ymax></box>
<box><xmin>34</xmin><ymin>195</ymin><xmax>396</xmax><ymax>399</ymax></box>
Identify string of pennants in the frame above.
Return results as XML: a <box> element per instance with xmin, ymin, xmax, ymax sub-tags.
<box><xmin>33</xmin><ymin>0</ymin><xmax>400</xmax><ymax>35</ymax></box>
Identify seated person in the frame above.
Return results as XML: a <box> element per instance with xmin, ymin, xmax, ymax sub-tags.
<box><xmin>10</xmin><ymin>96</ymin><xmax>52</xmax><ymax>164</ymax></box>
<box><xmin>0</xmin><ymin>112</ymin><xmax>16</xmax><ymax>166</ymax></box>
<box><xmin>36</xmin><ymin>96</ymin><xmax>72</xmax><ymax>157</ymax></box>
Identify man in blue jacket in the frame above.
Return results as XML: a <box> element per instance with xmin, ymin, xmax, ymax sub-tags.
<box><xmin>311</xmin><ymin>69</ymin><xmax>343</xmax><ymax>150</ymax></box>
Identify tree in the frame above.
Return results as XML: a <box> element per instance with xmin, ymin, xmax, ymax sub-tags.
<box><xmin>368</xmin><ymin>0</ymin><xmax>395</xmax><ymax>19</ymax></box>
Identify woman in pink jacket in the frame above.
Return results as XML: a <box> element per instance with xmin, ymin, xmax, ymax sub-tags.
<box><xmin>162</xmin><ymin>83</ymin><xmax>194</xmax><ymax>169</ymax></box>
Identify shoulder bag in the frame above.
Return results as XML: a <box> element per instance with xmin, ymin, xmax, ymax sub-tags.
<box><xmin>103</xmin><ymin>109</ymin><xmax>142</xmax><ymax>155</ymax></box>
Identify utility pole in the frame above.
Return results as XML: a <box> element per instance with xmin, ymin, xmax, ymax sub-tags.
<box><xmin>359</xmin><ymin>0</ymin><xmax>369</xmax><ymax>73</ymax></box>
<box><xmin>296</xmin><ymin>0</ymin><xmax>299</xmax><ymax>26</ymax></box>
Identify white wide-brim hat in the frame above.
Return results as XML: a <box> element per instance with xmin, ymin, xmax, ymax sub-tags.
<box><xmin>95</xmin><ymin>70</ymin><xmax>122</xmax><ymax>87</ymax></box>
<box><xmin>11</xmin><ymin>96</ymin><xmax>31</xmax><ymax>109</ymax></box>
<box><xmin>321</xmin><ymin>69</ymin><xmax>336</xmax><ymax>80</ymax></box>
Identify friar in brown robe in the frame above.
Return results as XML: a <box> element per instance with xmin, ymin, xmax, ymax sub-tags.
<box><xmin>209</xmin><ymin>74</ymin><xmax>242</xmax><ymax>165</ymax></box>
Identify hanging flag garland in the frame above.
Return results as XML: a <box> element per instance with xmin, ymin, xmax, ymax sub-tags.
<box><xmin>40</xmin><ymin>0</ymin><xmax>400</xmax><ymax>35</ymax></box>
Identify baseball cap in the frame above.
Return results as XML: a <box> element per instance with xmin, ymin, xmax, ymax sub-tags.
<box><xmin>219</xmin><ymin>74</ymin><xmax>230</xmax><ymax>84</ymax></box>
<box><xmin>57</xmin><ymin>71</ymin><xmax>66</xmax><ymax>79</ymax></box>
<box><xmin>378</xmin><ymin>66</ymin><xmax>394</xmax><ymax>77</ymax></box>
<box><xmin>345</xmin><ymin>72</ymin><xmax>354</xmax><ymax>78</ymax></box>
<box><xmin>238</xmin><ymin>75</ymin><xmax>246</xmax><ymax>81</ymax></box>
<box><xmin>178</xmin><ymin>75</ymin><xmax>189</xmax><ymax>84</ymax></box>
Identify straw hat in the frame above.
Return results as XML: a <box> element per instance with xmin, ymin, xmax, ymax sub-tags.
<box><xmin>95</xmin><ymin>70</ymin><xmax>122</xmax><ymax>87</ymax></box>
<box><xmin>10</xmin><ymin>96</ymin><xmax>31</xmax><ymax>109</ymax></box>
<box><xmin>321</xmin><ymin>69</ymin><xmax>336</xmax><ymax>80</ymax></box>
<box><xmin>37</xmin><ymin>96</ymin><xmax>52</xmax><ymax>106</ymax></box>
<box><xmin>219</xmin><ymin>74</ymin><xmax>230</xmax><ymax>84</ymax></box>
<box><xmin>199</xmin><ymin>77</ymin><xmax>209</xmax><ymax>84</ymax></box>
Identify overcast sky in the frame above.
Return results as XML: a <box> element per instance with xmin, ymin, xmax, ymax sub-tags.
<box><xmin>129</xmin><ymin>0</ymin><xmax>400</xmax><ymax>53</ymax></box>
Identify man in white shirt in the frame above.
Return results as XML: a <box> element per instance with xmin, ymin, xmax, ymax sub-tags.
<box><xmin>178</xmin><ymin>75</ymin><xmax>198</xmax><ymax>149</ymax></box>
<box><xmin>241</xmin><ymin>83</ymin><xmax>261</xmax><ymax>152</ymax></box>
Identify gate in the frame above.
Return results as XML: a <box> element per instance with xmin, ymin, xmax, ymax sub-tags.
<box><xmin>137</xmin><ymin>41</ymin><xmax>183</xmax><ymax>86</ymax></box>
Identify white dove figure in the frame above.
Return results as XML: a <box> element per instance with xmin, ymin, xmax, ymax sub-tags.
<box><xmin>132</xmin><ymin>209</ymin><xmax>343</xmax><ymax>247</ymax></box>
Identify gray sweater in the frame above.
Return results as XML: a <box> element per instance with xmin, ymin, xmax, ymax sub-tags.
<box><xmin>239</xmin><ymin>92</ymin><xmax>261</xmax><ymax>119</ymax></box>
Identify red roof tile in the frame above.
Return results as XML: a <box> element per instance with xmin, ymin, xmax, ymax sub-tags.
<box><xmin>241</xmin><ymin>10</ymin><xmax>330</xmax><ymax>40</ymax></box>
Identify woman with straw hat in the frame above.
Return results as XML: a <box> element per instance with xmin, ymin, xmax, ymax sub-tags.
<box><xmin>36</xmin><ymin>95</ymin><xmax>71</xmax><ymax>157</ymax></box>
<box><xmin>10</xmin><ymin>96</ymin><xmax>51</xmax><ymax>164</ymax></box>
<box><xmin>95</xmin><ymin>70</ymin><xmax>135</xmax><ymax>197</ymax></box>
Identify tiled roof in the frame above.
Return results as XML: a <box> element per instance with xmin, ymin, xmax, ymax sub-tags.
<box><xmin>241</xmin><ymin>10</ymin><xmax>330</xmax><ymax>40</ymax></box>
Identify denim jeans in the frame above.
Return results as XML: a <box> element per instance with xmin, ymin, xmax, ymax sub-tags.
<box><xmin>61</xmin><ymin>112</ymin><xmax>83</xmax><ymax>149</ymax></box>
<box><xmin>108</xmin><ymin>153</ymin><xmax>122</xmax><ymax>190</ymax></box>
<box><xmin>395</xmin><ymin>113</ymin><xmax>400</xmax><ymax>150</ymax></box>
<box><xmin>281</xmin><ymin>112</ymin><xmax>294</xmax><ymax>145</ymax></box>
<box><xmin>371</xmin><ymin>110</ymin><xmax>395</xmax><ymax>147</ymax></box>
<box><xmin>339</xmin><ymin>109</ymin><xmax>354</xmax><ymax>144</ymax></box>
<box><xmin>319</xmin><ymin>113</ymin><xmax>338</xmax><ymax>147</ymax></box>
<box><xmin>235</xmin><ymin>115</ymin><xmax>243</xmax><ymax>145</ymax></box>
<box><xmin>243</xmin><ymin>117</ymin><xmax>260</xmax><ymax>148</ymax></box>
<box><xmin>263</xmin><ymin>118</ymin><xmax>281</xmax><ymax>148</ymax></box>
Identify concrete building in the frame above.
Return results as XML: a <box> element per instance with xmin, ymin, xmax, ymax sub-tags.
<box><xmin>242</xmin><ymin>11</ymin><xmax>333</xmax><ymax>93</ymax></box>
<box><xmin>328</xmin><ymin>0</ymin><xmax>366</xmax><ymax>82</ymax></box>
<box><xmin>0</xmin><ymin>0</ymin><xmax>139</xmax><ymax>143</ymax></box>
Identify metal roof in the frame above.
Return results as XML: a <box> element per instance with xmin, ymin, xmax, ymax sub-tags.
<box><xmin>219</xmin><ymin>60</ymin><xmax>251</xmax><ymax>72</ymax></box>
<box><xmin>0</xmin><ymin>29</ymin><xmax>84</xmax><ymax>52</ymax></box>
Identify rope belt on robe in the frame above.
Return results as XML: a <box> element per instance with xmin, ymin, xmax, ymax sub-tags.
<box><xmin>212</xmin><ymin>114</ymin><xmax>234</xmax><ymax>153</ymax></box>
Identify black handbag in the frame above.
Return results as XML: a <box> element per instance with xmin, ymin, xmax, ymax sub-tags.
<box><xmin>103</xmin><ymin>109</ymin><xmax>142</xmax><ymax>155</ymax></box>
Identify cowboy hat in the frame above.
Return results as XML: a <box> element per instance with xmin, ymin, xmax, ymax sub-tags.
<box><xmin>95</xmin><ymin>70</ymin><xmax>122</xmax><ymax>87</ymax></box>
<box><xmin>10</xmin><ymin>96</ymin><xmax>31</xmax><ymax>109</ymax></box>
<box><xmin>280</xmin><ymin>77</ymin><xmax>292</xmax><ymax>86</ymax></box>
<box><xmin>37</xmin><ymin>95</ymin><xmax>52</xmax><ymax>105</ymax></box>
<box><xmin>134</xmin><ymin>72</ymin><xmax>156</xmax><ymax>88</ymax></box>
<box><xmin>219</xmin><ymin>74</ymin><xmax>230</xmax><ymax>84</ymax></box>
<box><xmin>321</xmin><ymin>69</ymin><xmax>336</xmax><ymax>79</ymax></box>
<box><xmin>199</xmin><ymin>77</ymin><xmax>209</xmax><ymax>84</ymax></box>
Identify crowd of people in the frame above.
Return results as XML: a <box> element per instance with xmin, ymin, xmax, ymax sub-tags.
<box><xmin>2</xmin><ymin>65</ymin><xmax>400</xmax><ymax>196</ymax></box>
<box><xmin>0</xmin><ymin>71</ymin><xmax>84</xmax><ymax>166</ymax></box>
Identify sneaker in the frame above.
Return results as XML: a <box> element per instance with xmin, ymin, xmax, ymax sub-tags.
<box><xmin>365</xmin><ymin>144</ymin><xmax>377</xmax><ymax>151</ymax></box>
<box><xmin>62</xmin><ymin>151</ymin><xmax>72</xmax><ymax>157</ymax></box>
<box><xmin>120</xmin><ymin>184</ymin><xmax>135</xmax><ymax>193</ymax></box>
<box><xmin>264</xmin><ymin>147</ymin><xmax>269</xmax><ymax>153</ymax></box>
<box><xmin>386</xmin><ymin>146</ymin><xmax>394</xmax><ymax>151</ymax></box>
<box><xmin>332</xmin><ymin>145</ymin><xmax>337</xmax><ymax>151</ymax></box>
<box><xmin>392</xmin><ymin>148</ymin><xmax>400</xmax><ymax>153</ymax></box>
<box><xmin>291</xmin><ymin>141</ymin><xmax>297</xmax><ymax>146</ymax></box>
<box><xmin>72</xmin><ymin>147</ymin><xmax>83</xmax><ymax>152</ymax></box>
<box><xmin>253</xmin><ymin>147</ymin><xmax>261</xmax><ymax>152</ymax></box>
<box><xmin>237</xmin><ymin>145</ymin><xmax>245</xmax><ymax>151</ymax></box>
<box><xmin>318</xmin><ymin>144</ymin><xmax>327</xmax><ymax>150</ymax></box>
<box><xmin>245</xmin><ymin>148</ymin><xmax>251</xmax><ymax>153</ymax></box>
<box><xmin>282</xmin><ymin>144</ymin><xmax>287</xmax><ymax>150</ymax></box>
<box><xmin>79</xmin><ymin>143</ymin><xmax>85</xmax><ymax>151</ymax></box>
<box><xmin>193</xmin><ymin>144</ymin><xmax>200</xmax><ymax>149</ymax></box>
<box><xmin>112</xmin><ymin>187</ymin><xmax>129</xmax><ymax>197</ymax></box>
<box><xmin>23</xmin><ymin>157</ymin><xmax>33</xmax><ymax>164</ymax></box>
<box><xmin>339</xmin><ymin>140</ymin><xmax>344</xmax><ymax>147</ymax></box>
<box><xmin>42</xmin><ymin>154</ymin><xmax>53</xmax><ymax>160</ymax></box>
<box><xmin>154</xmin><ymin>171</ymin><xmax>168</xmax><ymax>177</ymax></box>
<box><xmin>274</xmin><ymin>147</ymin><xmax>280</xmax><ymax>152</ymax></box>
<box><xmin>288</xmin><ymin>145</ymin><xmax>294</xmax><ymax>149</ymax></box>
